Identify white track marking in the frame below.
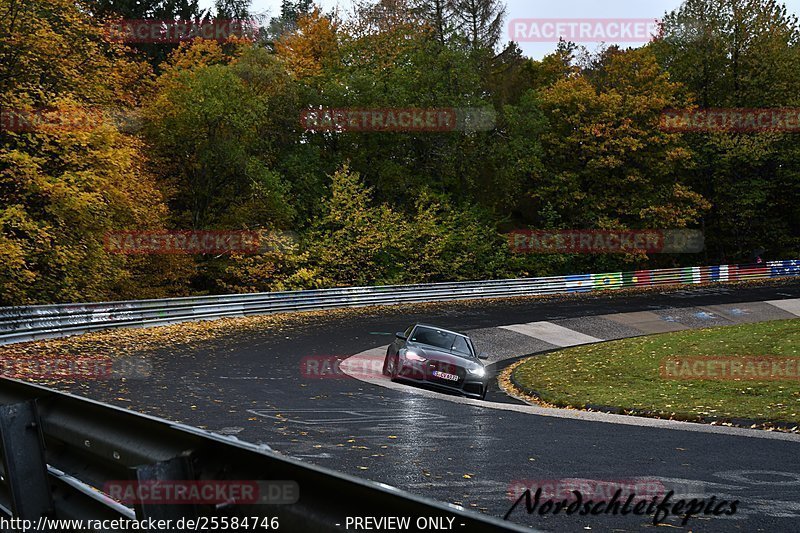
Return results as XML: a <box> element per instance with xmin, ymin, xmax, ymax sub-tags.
<box><xmin>766</xmin><ymin>298</ymin><xmax>800</xmax><ymax>316</ymax></box>
<box><xmin>499</xmin><ymin>321</ymin><xmax>601</xmax><ymax>347</ymax></box>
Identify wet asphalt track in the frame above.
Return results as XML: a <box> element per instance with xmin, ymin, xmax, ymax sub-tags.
<box><xmin>52</xmin><ymin>282</ymin><xmax>800</xmax><ymax>532</ymax></box>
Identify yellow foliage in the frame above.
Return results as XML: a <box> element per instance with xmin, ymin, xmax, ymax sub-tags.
<box><xmin>275</xmin><ymin>8</ymin><xmax>340</xmax><ymax>79</ymax></box>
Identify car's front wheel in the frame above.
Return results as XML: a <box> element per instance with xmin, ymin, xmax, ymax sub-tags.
<box><xmin>382</xmin><ymin>352</ymin><xmax>391</xmax><ymax>376</ymax></box>
<box><xmin>387</xmin><ymin>354</ymin><xmax>400</xmax><ymax>381</ymax></box>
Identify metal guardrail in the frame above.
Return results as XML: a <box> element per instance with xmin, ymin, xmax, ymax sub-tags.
<box><xmin>1</xmin><ymin>261</ymin><xmax>798</xmax><ymax>345</ymax></box>
<box><xmin>0</xmin><ymin>379</ymin><xmax>534</xmax><ymax>531</ymax></box>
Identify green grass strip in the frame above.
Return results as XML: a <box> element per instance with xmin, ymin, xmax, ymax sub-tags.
<box><xmin>511</xmin><ymin>319</ymin><xmax>800</xmax><ymax>424</ymax></box>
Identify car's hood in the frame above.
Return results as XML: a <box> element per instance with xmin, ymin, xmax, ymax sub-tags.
<box><xmin>406</xmin><ymin>343</ymin><xmax>483</xmax><ymax>368</ymax></box>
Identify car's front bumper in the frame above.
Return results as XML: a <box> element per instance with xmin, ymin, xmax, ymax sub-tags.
<box><xmin>395</xmin><ymin>360</ymin><xmax>487</xmax><ymax>399</ymax></box>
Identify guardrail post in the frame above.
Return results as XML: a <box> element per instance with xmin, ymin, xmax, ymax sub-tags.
<box><xmin>133</xmin><ymin>455</ymin><xmax>198</xmax><ymax>520</ymax></box>
<box><xmin>0</xmin><ymin>400</ymin><xmax>54</xmax><ymax>521</ymax></box>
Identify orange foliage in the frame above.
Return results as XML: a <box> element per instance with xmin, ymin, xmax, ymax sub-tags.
<box><xmin>275</xmin><ymin>8</ymin><xmax>340</xmax><ymax>79</ymax></box>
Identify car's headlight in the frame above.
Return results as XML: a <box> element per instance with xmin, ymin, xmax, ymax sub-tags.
<box><xmin>404</xmin><ymin>350</ymin><xmax>426</xmax><ymax>362</ymax></box>
<box><xmin>468</xmin><ymin>367</ymin><xmax>486</xmax><ymax>378</ymax></box>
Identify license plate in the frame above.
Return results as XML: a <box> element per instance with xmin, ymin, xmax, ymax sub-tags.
<box><xmin>432</xmin><ymin>370</ymin><xmax>458</xmax><ymax>381</ymax></box>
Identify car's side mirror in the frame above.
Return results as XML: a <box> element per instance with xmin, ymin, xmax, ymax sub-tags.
<box><xmin>395</xmin><ymin>332</ymin><xmax>407</xmax><ymax>340</ymax></box>
<box><xmin>478</xmin><ymin>352</ymin><xmax>489</xmax><ymax>360</ymax></box>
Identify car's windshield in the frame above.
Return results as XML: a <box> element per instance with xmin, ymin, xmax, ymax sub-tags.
<box><xmin>410</xmin><ymin>326</ymin><xmax>472</xmax><ymax>356</ymax></box>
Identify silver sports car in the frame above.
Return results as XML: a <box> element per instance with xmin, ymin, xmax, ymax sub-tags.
<box><xmin>382</xmin><ymin>324</ymin><xmax>490</xmax><ymax>400</ymax></box>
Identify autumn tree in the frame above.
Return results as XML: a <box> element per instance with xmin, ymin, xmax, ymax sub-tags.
<box><xmin>304</xmin><ymin>165</ymin><xmax>410</xmax><ymax>286</ymax></box>
<box><xmin>533</xmin><ymin>47</ymin><xmax>709</xmax><ymax>271</ymax></box>
<box><xmin>274</xmin><ymin>8</ymin><xmax>340</xmax><ymax>80</ymax></box>
<box><xmin>0</xmin><ymin>0</ymin><xmax>186</xmax><ymax>304</ymax></box>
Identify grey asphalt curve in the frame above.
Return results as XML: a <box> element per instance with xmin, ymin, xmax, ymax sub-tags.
<box><xmin>42</xmin><ymin>282</ymin><xmax>800</xmax><ymax>532</ymax></box>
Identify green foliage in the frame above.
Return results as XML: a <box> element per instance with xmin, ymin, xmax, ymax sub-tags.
<box><xmin>652</xmin><ymin>0</ymin><xmax>800</xmax><ymax>261</ymax></box>
<box><xmin>297</xmin><ymin>166</ymin><xmax>512</xmax><ymax>288</ymax></box>
<box><xmin>305</xmin><ymin>165</ymin><xmax>411</xmax><ymax>286</ymax></box>
<box><xmin>145</xmin><ymin>43</ymin><xmax>296</xmax><ymax>229</ymax></box>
